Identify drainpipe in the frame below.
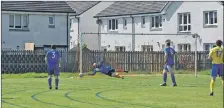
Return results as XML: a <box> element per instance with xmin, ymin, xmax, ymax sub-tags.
<box><xmin>75</xmin><ymin>16</ymin><xmax>80</xmax><ymax>72</ymax></box>
<box><xmin>75</xmin><ymin>16</ymin><xmax>80</xmax><ymax>42</ymax></box>
<box><xmin>75</xmin><ymin>16</ymin><xmax>80</xmax><ymax>50</ymax></box>
<box><xmin>66</xmin><ymin>13</ymin><xmax>69</xmax><ymax>72</ymax></box>
<box><xmin>66</xmin><ymin>13</ymin><xmax>69</xmax><ymax>51</ymax></box>
<box><xmin>97</xmin><ymin>18</ymin><xmax>101</xmax><ymax>50</ymax></box>
<box><xmin>130</xmin><ymin>15</ymin><xmax>135</xmax><ymax>51</ymax></box>
<box><xmin>222</xmin><ymin>2</ymin><xmax>224</xmax><ymax>47</ymax></box>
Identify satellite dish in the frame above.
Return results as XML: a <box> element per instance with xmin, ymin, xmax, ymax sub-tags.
<box><xmin>96</xmin><ymin>19</ymin><xmax>102</xmax><ymax>25</ymax></box>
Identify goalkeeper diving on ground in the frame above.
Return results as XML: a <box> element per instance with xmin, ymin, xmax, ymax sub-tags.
<box><xmin>79</xmin><ymin>60</ymin><xmax>128</xmax><ymax>79</ymax></box>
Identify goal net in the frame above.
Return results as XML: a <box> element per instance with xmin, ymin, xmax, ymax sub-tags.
<box><xmin>78</xmin><ymin>32</ymin><xmax>200</xmax><ymax>77</ymax></box>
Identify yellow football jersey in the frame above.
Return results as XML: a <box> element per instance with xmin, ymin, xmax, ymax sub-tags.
<box><xmin>208</xmin><ymin>46</ymin><xmax>223</xmax><ymax>64</ymax></box>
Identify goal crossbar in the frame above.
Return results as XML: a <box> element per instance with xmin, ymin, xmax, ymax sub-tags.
<box><xmin>81</xmin><ymin>32</ymin><xmax>197</xmax><ymax>36</ymax></box>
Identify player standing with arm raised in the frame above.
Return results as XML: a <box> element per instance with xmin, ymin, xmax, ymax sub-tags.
<box><xmin>160</xmin><ymin>42</ymin><xmax>177</xmax><ymax>86</ymax></box>
<box><xmin>45</xmin><ymin>45</ymin><xmax>61</xmax><ymax>90</ymax></box>
<box><xmin>208</xmin><ymin>40</ymin><xmax>223</xmax><ymax>96</ymax></box>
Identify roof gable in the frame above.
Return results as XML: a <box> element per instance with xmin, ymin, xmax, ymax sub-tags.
<box><xmin>94</xmin><ymin>1</ymin><xmax>168</xmax><ymax>17</ymax></box>
<box><xmin>221</xmin><ymin>1</ymin><xmax>224</xmax><ymax>5</ymax></box>
<box><xmin>66</xmin><ymin>1</ymin><xmax>99</xmax><ymax>15</ymax></box>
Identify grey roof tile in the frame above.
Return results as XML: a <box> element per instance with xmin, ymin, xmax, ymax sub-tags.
<box><xmin>1</xmin><ymin>1</ymin><xmax>99</xmax><ymax>14</ymax></box>
<box><xmin>1</xmin><ymin>1</ymin><xmax>75</xmax><ymax>13</ymax></box>
<box><xmin>95</xmin><ymin>1</ymin><xmax>169</xmax><ymax>17</ymax></box>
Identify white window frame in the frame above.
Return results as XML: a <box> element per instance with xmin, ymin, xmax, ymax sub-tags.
<box><xmin>109</xmin><ymin>19</ymin><xmax>118</xmax><ymax>31</ymax></box>
<box><xmin>101</xmin><ymin>46</ymin><xmax>108</xmax><ymax>51</ymax></box>
<box><xmin>141</xmin><ymin>45</ymin><xmax>153</xmax><ymax>52</ymax></box>
<box><xmin>115</xmin><ymin>46</ymin><xmax>126</xmax><ymax>52</ymax></box>
<box><xmin>49</xmin><ymin>16</ymin><xmax>55</xmax><ymax>26</ymax></box>
<box><xmin>151</xmin><ymin>15</ymin><xmax>162</xmax><ymax>29</ymax></box>
<box><xmin>204</xmin><ymin>44</ymin><xmax>210</xmax><ymax>51</ymax></box>
<box><xmin>203</xmin><ymin>11</ymin><xmax>217</xmax><ymax>26</ymax></box>
<box><xmin>69</xmin><ymin>18</ymin><xmax>74</xmax><ymax>31</ymax></box>
<box><xmin>141</xmin><ymin>16</ymin><xmax>146</xmax><ymax>27</ymax></box>
<box><xmin>9</xmin><ymin>14</ymin><xmax>29</xmax><ymax>29</ymax></box>
<box><xmin>203</xmin><ymin>43</ymin><xmax>216</xmax><ymax>51</ymax></box>
<box><xmin>177</xmin><ymin>44</ymin><xmax>191</xmax><ymax>52</ymax></box>
<box><xmin>178</xmin><ymin>13</ymin><xmax>191</xmax><ymax>32</ymax></box>
<box><xmin>123</xmin><ymin>18</ymin><xmax>127</xmax><ymax>29</ymax></box>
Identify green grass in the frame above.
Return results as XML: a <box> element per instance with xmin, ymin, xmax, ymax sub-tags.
<box><xmin>2</xmin><ymin>72</ymin><xmax>223</xmax><ymax>108</ymax></box>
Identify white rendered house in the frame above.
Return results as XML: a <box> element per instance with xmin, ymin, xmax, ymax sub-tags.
<box><xmin>69</xmin><ymin>1</ymin><xmax>114</xmax><ymax>50</ymax></box>
<box><xmin>94</xmin><ymin>1</ymin><xmax>223</xmax><ymax>51</ymax></box>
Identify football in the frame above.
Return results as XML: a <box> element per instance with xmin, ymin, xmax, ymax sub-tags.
<box><xmin>79</xmin><ymin>73</ymin><xmax>84</xmax><ymax>77</ymax></box>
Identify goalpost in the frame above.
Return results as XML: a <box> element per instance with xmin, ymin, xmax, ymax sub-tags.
<box><xmin>78</xmin><ymin>32</ymin><xmax>200</xmax><ymax>77</ymax></box>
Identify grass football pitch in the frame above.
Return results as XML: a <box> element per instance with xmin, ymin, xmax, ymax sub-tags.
<box><xmin>2</xmin><ymin>72</ymin><xmax>223</xmax><ymax>108</ymax></box>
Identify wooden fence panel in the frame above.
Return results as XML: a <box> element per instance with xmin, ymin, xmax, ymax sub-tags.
<box><xmin>1</xmin><ymin>50</ymin><xmax>210</xmax><ymax>74</ymax></box>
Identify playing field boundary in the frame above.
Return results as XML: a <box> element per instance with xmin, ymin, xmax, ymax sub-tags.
<box><xmin>64</xmin><ymin>89</ymin><xmax>119</xmax><ymax>108</ymax></box>
<box><xmin>3</xmin><ymin>85</ymin><xmax>153</xmax><ymax>108</ymax></box>
<box><xmin>2</xmin><ymin>89</ymin><xmax>28</xmax><ymax>108</ymax></box>
<box><xmin>31</xmin><ymin>90</ymin><xmax>73</xmax><ymax>108</ymax></box>
<box><xmin>95</xmin><ymin>88</ymin><xmax>152</xmax><ymax>108</ymax></box>
<box><xmin>31</xmin><ymin>87</ymin><xmax>120</xmax><ymax>108</ymax></box>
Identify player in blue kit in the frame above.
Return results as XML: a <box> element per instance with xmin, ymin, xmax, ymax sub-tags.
<box><xmin>84</xmin><ymin>60</ymin><xmax>128</xmax><ymax>79</ymax></box>
<box><xmin>160</xmin><ymin>42</ymin><xmax>177</xmax><ymax>86</ymax></box>
<box><xmin>45</xmin><ymin>45</ymin><xmax>61</xmax><ymax>90</ymax></box>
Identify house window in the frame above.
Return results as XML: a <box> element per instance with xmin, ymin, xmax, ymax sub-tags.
<box><xmin>115</xmin><ymin>46</ymin><xmax>126</xmax><ymax>52</ymax></box>
<box><xmin>15</xmin><ymin>15</ymin><xmax>21</xmax><ymax>28</ymax></box>
<box><xmin>203</xmin><ymin>43</ymin><xmax>216</xmax><ymax>51</ymax></box>
<box><xmin>9</xmin><ymin>14</ymin><xmax>29</xmax><ymax>29</ymax></box>
<box><xmin>151</xmin><ymin>16</ymin><xmax>162</xmax><ymax>28</ymax></box>
<box><xmin>49</xmin><ymin>16</ymin><xmax>55</xmax><ymax>28</ymax></box>
<box><xmin>204</xmin><ymin>11</ymin><xmax>217</xmax><ymax>25</ymax></box>
<box><xmin>141</xmin><ymin>45</ymin><xmax>153</xmax><ymax>52</ymax></box>
<box><xmin>178</xmin><ymin>44</ymin><xmax>191</xmax><ymax>51</ymax></box>
<box><xmin>141</xmin><ymin>16</ymin><xmax>145</xmax><ymax>27</ymax></box>
<box><xmin>123</xmin><ymin>18</ymin><xmax>127</xmax><ymax>29</ymax></box>
<box><xmin>101</xmin><ymin>46</ymin><xmax>108</xmax><ymax>51</ymax></box>
<box><xmin>178</xmin><ymin>13</ymin><xmax>191</xmax><ymax>32</ymax></box>
<box><xmin>23</xmin><ymin>15</ymin><xmax>28</xmax><ymax>28</ymax></box>
<box><xmin>204</xmin><ymin>44</ymin><xmax>210</xmax><ymax>51</ymax></box>
<box><xmin>109</xmin><ymin>19</ymin><xmax>118</xmax><ymax>30</ymax></box>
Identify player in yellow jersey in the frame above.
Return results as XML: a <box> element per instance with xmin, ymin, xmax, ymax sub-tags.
<box><xmin>208</xmin><ymin>40</ymin><xmax>224</xmax><ymax>96</ymax></box>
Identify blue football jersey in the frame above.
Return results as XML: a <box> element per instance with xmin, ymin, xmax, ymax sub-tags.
<box><xmin>46</xmin><ymin>49</ymin><xmax>60</xmax><ymax>65</ymax></box>
<box><xmin>164</xmin><ymin>47</ymin><xmax>175</xmax><ymax>65</ymax></box>
<box><xmin>92</xmin><ymin>61</ymin><xmax>111</xmax><ymax>75</ymax></box>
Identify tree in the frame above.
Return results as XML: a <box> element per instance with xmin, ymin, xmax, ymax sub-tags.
<box><xmin>82</xmin><ymin>44</ymin><xmax>87</xmax><ymax>49</ymax></box>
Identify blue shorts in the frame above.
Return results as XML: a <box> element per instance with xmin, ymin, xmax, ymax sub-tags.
<box><xmin>48</xmin><ymin>64</ymin><xmax>59</xmax><ymax>76</ymax></box>
<box><xmin>211</xmin><ymin>64</ymin><xmax>223</xmax><ymax>77</ymax></box>
<box><xmin>106</xmin><ymin>69</ymin><xmax>115</xmax><ymax>76</ymax></box>
<box><xmin>163</xmin><ymin>64</ymin><xmax>174</xmax><ymax>72</ymax></box>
